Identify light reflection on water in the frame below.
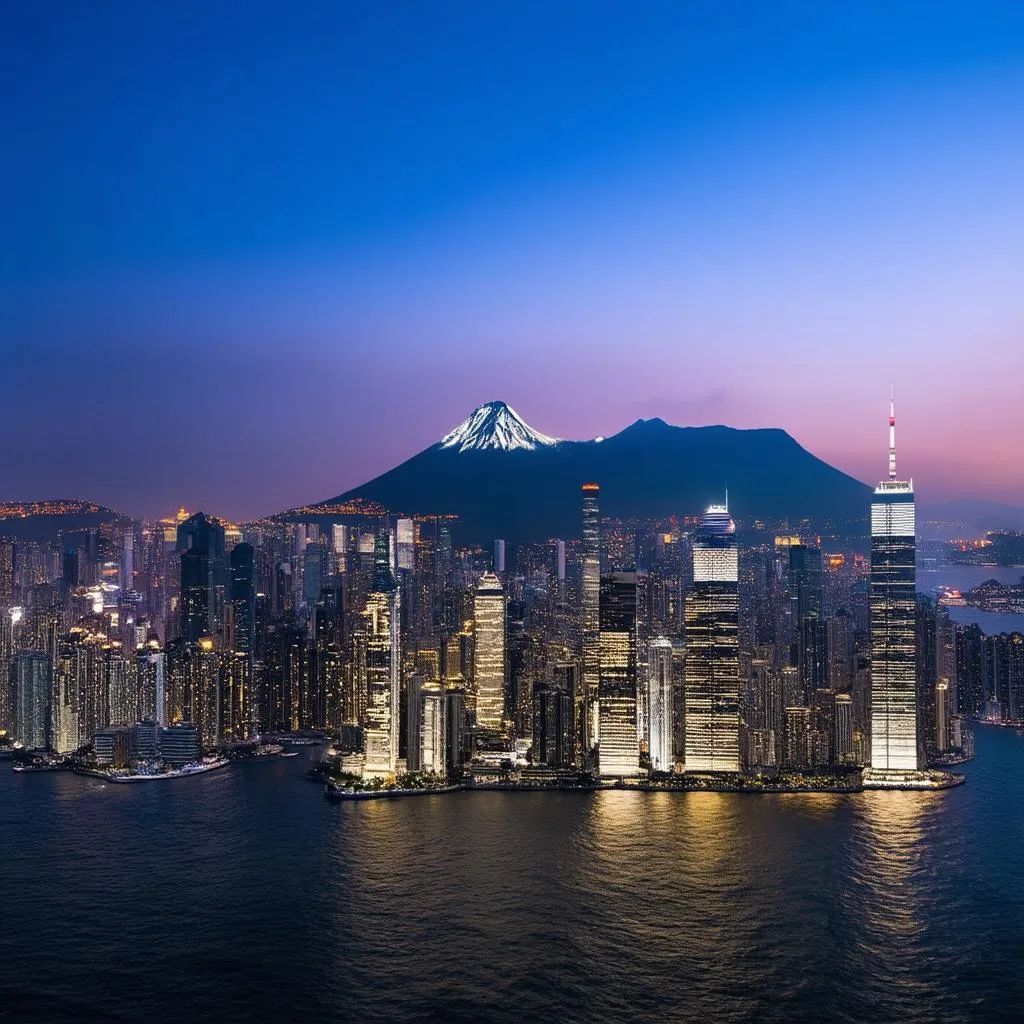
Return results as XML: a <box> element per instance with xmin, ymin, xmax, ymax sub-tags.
<box><xmin>2</xmin><ymin>734</ymin><xmax>1024</xmax><ymax>1023</ymax></box>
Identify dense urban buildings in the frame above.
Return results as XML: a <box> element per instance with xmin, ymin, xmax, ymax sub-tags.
<box><xmin>0</xmin><ymin>403</ymin><xmax>997</xmax><ymax>786</ymax></box>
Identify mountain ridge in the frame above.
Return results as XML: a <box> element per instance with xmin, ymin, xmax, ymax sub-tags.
<box><xmin>308</xmin><ymin>401</ymin><xmax>872</xmax><ymax>542</ymax></box>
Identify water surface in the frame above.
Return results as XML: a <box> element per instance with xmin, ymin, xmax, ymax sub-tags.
<box><xmin>2</xmin><ymin>731</ymin><xmax>1023</xmax><ymax>1023</ymax></box>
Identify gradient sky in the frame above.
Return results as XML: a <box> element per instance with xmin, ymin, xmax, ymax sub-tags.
<box><xmin>2</xmin><ymin>1</ymin><xmax>1022</xmax><ymax>520</ymax></box>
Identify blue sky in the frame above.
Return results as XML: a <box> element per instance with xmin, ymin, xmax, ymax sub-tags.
<box><xmin>2</xmin><ymin>1</ymin><xmax>1022</xmax><ymax>517</ymax></box>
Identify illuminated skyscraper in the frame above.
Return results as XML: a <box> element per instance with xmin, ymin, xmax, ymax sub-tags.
<box><xmin>647</xmin><ymin>637</ymin><xmax>674</xmax><ymax>772</ymax></box>
<box><xmin>868</xmin><ymin>396</ymin><xmax>920</xmax><ymax>774</ymax></box>
<box><xmin>419</xmin><ymin>681</ymin><xmax>445</xmax><ymax>773</ymax></box>
<box><xmin>473</xmin><ymin>572</ymin><xmax>506</xmax><ymax>730</ymax></box>
<box><xmin>598</xmin><ymin>571</ymin><xmax>640</xmax><ymax>778</ymax></box>
<box><xmin>229</xmin><ymin>543</ymin><xmax>256</xmax><ymax>659</ymax></box>
<box><xmin>362</xmin><ymin>530</ymin><xmax>401</xmax><ymax>778</ymax></box>
<box><xmin>581</xmin><ymin>483</ymin><xmax>601</xmax><ymax>751</ymax></box>
<box><xmin>684</xmin><ymin>504</ymin><xmax>741</xmax><ymax>772</ymax></box>
<box><xmin>12</xmin><ymin>652</ymin><xmax>51</xmax><ymax>750</ymax></box>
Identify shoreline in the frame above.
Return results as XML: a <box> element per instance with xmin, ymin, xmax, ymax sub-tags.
<box><xmin>323</xmin><ymin>772</ymin><xmax>965</xmax><ymax>801</ymax></box>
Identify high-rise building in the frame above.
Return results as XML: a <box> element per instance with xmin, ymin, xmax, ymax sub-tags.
<box><xmin>472</xmin><ymin>572</ymin><xmax>506</xmax><ymax>731</ymax></box>
<box><xmin>598</xmin><ymin>572</ymin><xmax>640</xmax><ymax>778</ymax></box>
<box><xmin>419</xmin><ymin>681</ymin><xmax>445</xmax><ymax>774</ymax></box>
<box><xmin>581</xmin><ymin>483</ymin><xmax>601</xmax><ymax>752</ymax></box>
<box><xmin>229</xmin><ymin>543</ymin><xmax>256</xmax><ymax>658</ymax></box>
<box><xmin>647</xmin><ymin>637</ymin><xmax>674</xmax><ymax>772</ymax></box>
<box><xmin>362</xmin><ymin>531</ymin><xmax>401</xmax><ymax>779</ymax></box>
<box><xmin>935</xmin><ymin>680</ymin><xmax>950</xmax><ymax>753</ymax></box>
<box><xmin>445</xmin><ymin>688</ymin><xmax>468</xmax><ymax>778</ymax></box>
<box><xmin>532</xmin><ymin>681</ymin><xmax>573</xmax><ymax>767</ymax></box>
<box><xmin>684</xmin><ymin>504</ymin><xmax>741</xmax><ymax>772</ymax></box>
<box><xmin>834</xmin><ymin>693</ymin><xmax>854</xmax><ymax>764</ymax></box>
<box><xmin>178</xmin><ymin>513</ymin><xmax>226</xmax><ymax>642</ymax></box>
<box><xmin>789</xmin><ymin>544</ymin><xmax>826</xmax><ymax>701</ymax></box>
<box><xmin>12</xmin><ymin>652</ymin><xmax>51</xmax><ymax>750</ymax></box>
<box><xmin>493</xmin><ymin>538</ymin><xmax>506</xmax><ymax>574</ymax></box>
<box><xmin>868</xmin><ymin>397</ymin><xmax>920</xmax><ymax>774</ymax></box>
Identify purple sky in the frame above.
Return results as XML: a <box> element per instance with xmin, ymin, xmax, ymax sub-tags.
<box><xmin>3</xmin><ymin>3</ymin><xmax>1022</xmax><ymax>520</ymax></box>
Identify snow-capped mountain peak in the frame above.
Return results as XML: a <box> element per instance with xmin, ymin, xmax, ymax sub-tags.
<box><xmin>439</xmin><ymin>401</ymin><xmax>560</xmax><ymax>452</ymax></box>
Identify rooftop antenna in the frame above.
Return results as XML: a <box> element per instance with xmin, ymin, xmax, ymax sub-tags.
<box><xmin>888</xmin><ymin>386</ymin><xmax>897</xmax><ymax>481</ymax></box>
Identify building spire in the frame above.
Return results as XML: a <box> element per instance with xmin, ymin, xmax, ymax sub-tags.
<box><xmin>888</xmin><ymin>386</ymin><xmax>897</xmax><ymax>481</ymax></box>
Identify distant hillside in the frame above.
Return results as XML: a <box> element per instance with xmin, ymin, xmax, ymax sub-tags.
<box><xmin>0</xmin><ymin>500</ymin><xmax>130</xmax><ymax>541</ymax></box>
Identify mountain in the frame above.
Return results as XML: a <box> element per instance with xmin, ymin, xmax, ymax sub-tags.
<box><xmin>312</xmin><ymin>401</ymin><xmax>872</xmax><ymax>542</ymax></box>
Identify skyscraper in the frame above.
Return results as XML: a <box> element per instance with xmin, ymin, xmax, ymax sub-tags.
<box><xmin>684</xmin><ymin>504</ymin><xmax>741</xmax><ymax>773</ymax></box>
<box><xmin>12</xmin><ymin>652</ymin><xmax>51</xmax><ymax>750</ymax></box>
<box><xmin>788</xmin><ymin>544</ymin><xmax>827</xmax><ymax>701</ymax></box>
<box><xmin>647</xmin><ymin>637</ymin><xmax>674</xmax><ymax>772</ymax></box>
<box><xmin>178</xmin><ymin>513</ymin><xmax>226</xmax><ymax>642</ymax></box>
<box><xmin>362</xmin><ymin>530</ymin><xmax>401</xmax><ymax>778</ymax></box>
<box><xmin>867</xmin><ymin>396</ymin><xmax>920</xmax><ymax>774</ymax></box>
<box><xmin>473</xmin><ymin>571</ymin><xmax>506</xmax><ymax>731</ymax></box>
<box><xmin>598</xmin><ymin>571</ymin><xmax>640</xmax><ymax>778</ymax></box>
<box><xmin>581</xmin><ymin>483</ymin><xmax>601</xmax><ymax>752</ymax></box>
<box><xmin>229</xmin><ymin>543</ymin><xmax>256</xmax><ymax>659</ymax></box>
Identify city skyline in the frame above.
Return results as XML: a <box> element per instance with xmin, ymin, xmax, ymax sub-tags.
<box><xmin>4</xmin><ymin>2</ymin><xmax>1024</xmax><ymax>518</ymax></box>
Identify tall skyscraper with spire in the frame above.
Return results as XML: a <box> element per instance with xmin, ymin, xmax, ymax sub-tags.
<box><xmin>580</xmin><ymin>483</ymin><xmax>601</xmax><ymax>753</ymax></box>
<box><xmin>684</xmin><ymin>503</ymin><xmax>741</xmax><ymax>772</ymax></box>
<box><xmin>867</xmin><ymin>394</ymin><xmax>920</xmax><ymax>774</ymax></box>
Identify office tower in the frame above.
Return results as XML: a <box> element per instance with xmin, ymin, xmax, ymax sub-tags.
<box><xmin>406</xmin><ymin>672</ymin><xmax>426</xmax><ymax>771</ymax></box>
<box><xmin>827</xmin><ymin>610</ymin><xmax>853</xmax><ymax>692</ymax></box>
<box><xmin>229</xmin><ymin>543</ymin><xmax>256</xmax><ymax>659</ymax></box>
<box><xmin>528</xmin><ymin>681</ymin><xmax>569</xmax><ymax>768</ymax></box>
<box><xmin>789</xmin><ymin>544</ymin><xmax>826</xmax><ymax>701</ymax></box>
<box><xmin>419</xmin><ymin>681</ymin><xmax>445</xmax><ymax>773</ymax></box>
<box><xmin>581</xmin><ymin>483</ymin><xmax>601</xmax><ymax>751</ymax></box>
<box><xmin>120</xmin><ymin>528</ymin><xmax>135</xmax><ymax>594</ymax></box>
<box><xmin>138</xmin><ymin>650</ymin><xmax>166</xmax><ymax>726</ymax></box>
<box><xmin>684</xmin><ymin>504</ymin><xmax>741</xmax><ymax>772</ymax></box>
<box><xmin>493</xmin><ymin>538</ymin><xmax>506</xmax><ymax>574</ymax></box>
<box><xmin>784</xmin><ymin>706</ymin><xmax>811</xmax><ymax>768</ymax></box>
<box><xmin>647</xmin><ymin>637</ymin><xmax>674</xmax><ymax>772</ymax></box>
<box><xmin>445</xmin><ymin>688</ymin><xmax>468</xmax><ymax>778</ymax></box>
<box><xmin>12</xmin><ymin>652</ymin><xmax>51</xmax><ymax>750</ymax></box>
<box><xmin>106</xmin><ymin>642</ymin><xmax>135</xmax><ymax>726</ymax></box>
<box><xmin>810</xmin><ymin>689</ymin><xmax>836</xmax><ymax>767</ymax></box>
<box><xmin>362</xmin><ymin>531</ymin><xmax>401</xmax><ymax>778</ymax></box>
<box><xmin>597</xmin><ymin>571</ymin><xmax>640</xmax><ymax>778</ymax></box>
<box><xmin>178</xmin><ymin>513</ymin><xmax>226</xmax><ymax>642</ymax></box>
<box><xmin>747</xmin><ymin>657</ymin><xmax>782</xmax><ymax>767</ymax></box>
<box><xmin>472</xmin><ymin>572</ymin><xmax>506</xmax><ymax>731</ymax></box>
<box><xmin>1009</xmin><ymin>633</ymin><xmax>1024</xmax><ymax>723</ymax></box>
<box><xmin>935</xmin><ymin>680</ymin><xmax>950</xmax><ymax>753</ymax></box>
<box><xmin>955</xmin><ymin>623</ymin><xmax>984</xmax><ymax>717</ymax></box>
<box><xmin>834</xmin><ymin>693</ymin><xmax>854</xmax><ymax>763</ymax></box>
<box><xmin>313</xmin><ymin>583</ymin><xmax>343</xmax><ymax>729</ymax></box>
<box><xmin>219</xmin><ymin>652</ymin><xmax>251</xmax><ymax>742</ymax></box>
<box><xmin>396</xmin><ymin>518</ymin><xmax>414</xmax><ymax>572</ymax></box>
<box><xmin>868</xmin><ymin>397</ymin><xmax>919</xmax><ymax>773</ymax></box>
<box><xmin>916</xmin><ymin>596</ymin><xmax>939</xmax><ymax>760</ymax></box>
